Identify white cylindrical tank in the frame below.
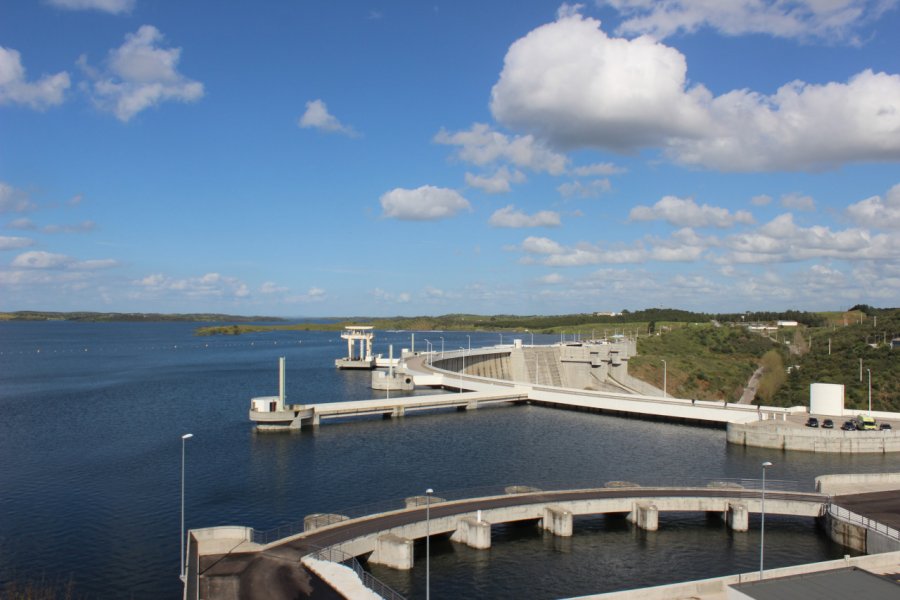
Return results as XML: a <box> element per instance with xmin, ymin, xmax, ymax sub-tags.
<box><xmin>810</xmin><ymin>383</ymin><xmax>844</xmax><ymax>416</ymax></box>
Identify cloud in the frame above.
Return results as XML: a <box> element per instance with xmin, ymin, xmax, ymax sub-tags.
<box><xmin>538</xmin><ymin>273</ymin><xmax>565</xmax><ymax>284</ymax></box>
<box><xmin>846</xmin><ymin>183</ymin><xmax>900</xmax><ymax>229</ymax></box>
<box><xmin>79</xmin><ymin>25</ymin><xmax>204</xmax><ymax>121</ymax></box>
<box><xmin>464</xmin><ymin>167</ymin><xmax>525</xmax><ymax>194</ymax></box>
<box><xmin>751</xmin><ymin>194</ymin><xmax>773</xmax><ymax>206</ymax></box>
<box><xmin>490</xmin><ymin>10</ymin><xmax>900</xmax><ymax>171</ymax></box>
<box><xmin>557</xmin><ymin>179</ymin><xmax>611</xmax><ymax>198</ymax></box>
<box><xmin>380</xmin><ymin>185</ymin><xmax>471</xmax><ymax>221</ymax></box>
<box><xmin>570</xmin><ymin>162</ymin><xmax>626</xmax><ymax>176</ymax></box>
<box><xmin>0</xmin><ymin>183</ymin><xmax>36</xmax><ymax>213</ymax></box>
<box><xmin>10</xmin><ymin>250</ymin><xmax>118</xmax><ymax>270</ymax></box>
<box><xmin>134</xmin><ymin>271</ymin><xmax>249</xmax><ymax>298</ymax></box>
<box><xmin>7</xmin><ymin>218</ymin><xmax>36</xmax><ymax>230</ymax></box>
<box><xmin>0</xmin><ymin>47</ymin><xmax>70</xmax><ymax>110</ymax></box>
<box><xmin>298</xmin><ymin>99</ymin><xmax>359</xmax><ymax>136</ymax></box>
<box><xmin>781</xmin><ymin>193</ymin><xmax>816</xmax><ymax>211</ymax></box>
<box><xmin>0</xmin><ymin>236</ymin><xmax>34</xmax><ymax>250</ymax></box>
<box><xmin>42</xmin><ymin>220</ymin><xmax>96</xmax><ymax>233</ymax></box>
<box><xmin>47</xmin><ymin>0</ymin><xmax>135</xmax><ymax>14</ymax></box>
<box><xmin>489</xmin><ymin>205</ymin><xmax>561</xmax><ymax>228</ymax></box>
<box><xmin>599</xmin><ymin>0</ymin><xmax>895</xmax><ymax>42</ymax></box>
<box><xmin>629</xmin><ymin>196</ymin><xmax>755</xmax><ymax>228</ymax></box>
<box><xmin>434</xmin><ymin>123</ymin><xmax>568</xmax><ymax>175</ymax></box>
<box><xmin>260</xmin><ymin>281</ymin><xmax>288</xmax><ymax>294</ymax></box>
<box><xmin>720</xmin><ymin>213</ymin><xmax>899</xmax><ymax>263</ymax></box>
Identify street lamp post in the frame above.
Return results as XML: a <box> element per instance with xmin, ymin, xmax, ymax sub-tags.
<box><xmin>530</xmin><ymin>331</ymin><xmax>534</xmax><ymax>346</ymax></box>
<box><xmin>459</xmin><ymin>348</ymin><xmax>466</xmax><ymax>393</ymax></box>
<box><xmin>499</xmin><ymin>332</ymin><xmax>503</xmax><ymax>345</ymax></box>
<box><xmin>439</xmin><ymin>337</ymin><xmax>444</xmax><ymax>359</ymax></box>
<box><xmin>467</xmin><ymin>334</ymin><xmax>471</xmax><ymax>351</ymax></box>
<box><xmin>423</xmin><ymin>339</ymin><xmax>431</xmax><ymax>364</ymax></box>
<box><xmin>867</xmin><ymin>368</ymin><xmax>872</xmax><ymax>415</ymax></box>
<box><xmin>661</xmin><ymin>359</ymin><xmax>667</xmax><ymax>398</ymax></box>
<box><xmin>425</xmin><ymin>488</ymin><xmax>433</xmax><ymax>600</ymax></box>
<box><xmin>760</xmin><ymin>461</ymin><xmax>773</xmax><ymax>580</ymax></box>
<box><xmin>180</xmin><ymin>433</ymin><xmax>194</xmax><ymax>583</ymax></box>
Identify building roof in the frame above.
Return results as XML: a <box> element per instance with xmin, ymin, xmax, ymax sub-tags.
<box><xmin>729</xmin><ymin>567</ymin><xmax>900</xmax><ymax>600</ymax></box>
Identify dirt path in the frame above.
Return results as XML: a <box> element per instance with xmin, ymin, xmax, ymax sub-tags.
<box><xmin>738</xmin><ymin>365</ymin><xmax>765</xmax><ymax>404</ymax></box>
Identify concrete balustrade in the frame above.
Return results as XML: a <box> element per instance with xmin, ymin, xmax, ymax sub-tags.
<box><xmin>369</xmin><ymin>533</ymin><xmax>414</xmax><ymax>570</ymax></box>
<box><xmin>628</xmin><ymin>502</ymin><xmax>659</xmax><ymax>531</ymax></box>
<box><xmin>451</xmin><ymin>516</ymin><xmax>492</xmax><ymax>548</ymax></box>
<box><xmin>542</xmin><ymin>506</ymin><xmax>574</xmax><ymax>537</ymax></box>
<box><xmin>303</xmin><ymin>513</ymin><xmax>349</xmax><ymax>532</ymax></box>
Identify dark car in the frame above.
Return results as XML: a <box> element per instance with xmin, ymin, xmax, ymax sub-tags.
<box><xmin>822</xmin><ymin>419</ymin><xmax>834</xmax><ymax>429</ymax></box>
<box><xmin>841</xmin><ymin>420</ymin><xmax>857</xmax><ymax>431</ymax></box>
<box><xmin>880</xmin><ymin>423</ymin><xmax>893</xmax><ymax>431</ymax></box>
<box><xmin>805</xmin><ymin>417</ymin><xmax>819</xmax><ymax>428</ymax></box>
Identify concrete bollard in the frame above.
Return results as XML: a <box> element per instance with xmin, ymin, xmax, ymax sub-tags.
<box><xmin>451</xmin><ymin>516</ymin><xmax>491</xmax><ymax>549</ymax></box>
<box><xmin>726</xmin><ymin>502</ymin><xmax>749</xmax><ymax>532</ymax></box>
<box><xmin>369</xmin><ymin>533</ymin><xmax>414</xmax><ymax>570</ymax></box>
<box><xmin>303</xmin><ymin>513</ymin><xmax>349</xmax><ymax>532</ymax></box>
<box><xmin>404</xmin><ymin>495</ymin><xmax>445</xmax><ymax>509</ymax></box>
<box><xmin>628</xmin><ymin>502</ymin><xmax>659</xmax><ymax>531</ymax></box>
<box><xmin>541</xmin><ymin>506</ymin><xmax>573</xmax><ymax>537</ymax></box>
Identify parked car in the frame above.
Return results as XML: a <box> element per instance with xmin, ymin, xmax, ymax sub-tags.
<box><xmin>880</xmin><ymin>423</ymin><xmax>893</xmax><ymax>431</ymax></box>
<box><xmin>822</xmin><ymin>419</ymin><xmax>834</xmax><ymax>429</ymax></box>
<box><xmin>805</xmin><ymin>417</ymin><xmax>819</xmax><ymax>428</ymax></box>
<box><xmin>856</xmin><ymin>415</ymin><xmax>877</xmax><ymax>430</ymax></box>
<box><xmin>841</xmin><ymin>420</ymin><xmax>857</xmax><ymax>431</ymax></box>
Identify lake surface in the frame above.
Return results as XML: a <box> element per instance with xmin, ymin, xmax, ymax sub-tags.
<box><xmin>0</xmin><ymin>322</ymin><xmax>888</xmax><ymax>599</ymax></box>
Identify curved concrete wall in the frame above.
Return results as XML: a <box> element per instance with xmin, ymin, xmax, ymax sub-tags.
<box><xmin>727</xmin><ymin>422</ymin><xmax>900</xmax><ymax>453</ymax></box>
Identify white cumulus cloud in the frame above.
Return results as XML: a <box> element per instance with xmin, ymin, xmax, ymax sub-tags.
<box><xmin>599</xmin><ymin>0</ymin><xmax>895</xmax><ymax>42</ymax></box>
<box><xmin>0</xmin><ymin>47</ymin><xmax>69</xmax><ymax>110</ymax></box>
<box><xmin>79</xmin><ymin>25</ymin><xmax>204</xmax><ymax>122</ymax></box>
<box><xmin>0</xmin><ymin>236</ymin><xmax>34</xmax><ymax>251</ymax></box>
<box><xmin>134</xmin><ymin>271</ymin><xmax>249</xmax><ymax>298</ymax></box>
<box><xmin>846</xmin><ymin>183</ymin><xmax>900</xmax><ymax>229</ymax></box>
<box><xmin>0</xmin><ymin>182</ymin><xmax>36</xmax><ymax>213</ymax></box>
<box><xmin>47</xmin><ymin>0</ymin><xmax>135</xmax><ymax>14</ymax></box>
<box><xmin>298</xmin><ymin>99</ymin><xmax>359</xmax><ymax>136</ymax></box>
<box><xmin>781</xmin><ymin>193</ymin><xmax>816</xmax><ymax>211</ymax></box>
<box><xmin>629</xmin><ymin>196</ymin><xmax>755</xmax><ymax>228</ymax></box>
<box><xmin>489</xmin><ymin>205</ymin><xmax>561</xmax><ymax>228</ymax></box>
<box><xmin>465</xmin><ymin>167</ymin><xmax>525</xmax><ymax>194</ymax></box>
<box><xmin>434</xmin><ymin>123</ymin><xmax>568</xmax><ymax>175</ymax></box>
<box><xmin>10</xmin><ymin>250</ymin><xmax>118</xmax><ymax>270</ymax></box>
<box><xmin>380</xmin><ymin>185</ymin><xmax>471</xmax><ymax>221</ymax></box>
<box><xmin>490</xmin><ymin>10</ymin><xmax>900</xmax><ymax>171</ymax></box>
<box><xmin>557</xmin><ymin>179</ymin><xmax>612</xmax><ymax>198</ymax></box>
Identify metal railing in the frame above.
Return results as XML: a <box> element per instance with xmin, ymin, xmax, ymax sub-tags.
<box><xmin>307</xmin><ymin>546</ymin><xmax>405</xmax><ymax>600</ymax></box>
<box><xmin>828</xmin><ymin>503</ymin><xmax>900</xmax><ymax>543</ymax></box>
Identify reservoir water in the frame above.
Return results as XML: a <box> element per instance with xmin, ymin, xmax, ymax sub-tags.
<box><xmin>0</xmin><ymin>322</ymin><xmax>889</xmax><ymax>599</ymax></box>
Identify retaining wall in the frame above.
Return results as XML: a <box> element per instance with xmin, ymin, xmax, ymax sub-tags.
<box><xmin>728</xmin><ymin>422</ymin><xmax>900</xmax><ymax>453</ymax></box>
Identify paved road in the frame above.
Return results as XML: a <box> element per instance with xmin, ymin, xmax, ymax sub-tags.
<box><xmin>199</xmin><ymin>487</ymin><xmax>826</xmax><ymax>599</ymax></box>
<box><xmin>833</xmin><ymin>490</ymin><xmax>900</xmax><ymax>531</ymax></box>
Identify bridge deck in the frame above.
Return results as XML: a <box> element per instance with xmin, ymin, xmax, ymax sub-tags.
<box><xmin>833</xmin><ymin>490</ymin><xmax>900</xmax><ymax>532</ymax></box>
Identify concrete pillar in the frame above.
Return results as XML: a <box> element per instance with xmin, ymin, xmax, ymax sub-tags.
<box><xmin>542</xmin><ymin>506</ymin><xmax>573</xmax><ymax>537</ymax></box>
<box><xmin>391</xmin><ymin>405</ymin><xmax>405</xmax><ymax>418</ymax></box>
<box><xmin>628</xmin><ymin>502</ymin><xmax>659</xmax><ymax>531</ymax></box>
<box><xmin>726</xmin><ymin>502</ymin><xmax>749</xmax><ymax>532</ymax></box>
<box><xmin>451</xmin><ymin>516</ymin><xmax>491</xmax><ymax>549</ymax></box>
<box><xmin>466</xmin><ymin>399</ymin><xmax>478</xmax><ymax>411</ymax></box>
<box><xmin>310</xmin><ymin>411</ymin><xmax>320</xmax><ymax>426</ymax></box>
<box><xmin>369</xmin><ymin>533</ymin><xmax>414</xmax><ymax>570</ymax></box>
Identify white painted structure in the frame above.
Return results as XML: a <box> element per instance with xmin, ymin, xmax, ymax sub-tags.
<box><xmin>810</xmin><ymin>382</ymin><xmax>844</xmax><ymax>416</ymax></box>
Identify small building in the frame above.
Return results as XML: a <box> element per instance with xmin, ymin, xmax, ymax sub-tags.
<box><xmin>777</xmin><ymin>320</ymin><xmax>799</xmax><ymax>327</ymax></box>
<box><xmin>335</xmin><ymin>325</ymin><xmax>376</xmax><ymax>369</ymax></box>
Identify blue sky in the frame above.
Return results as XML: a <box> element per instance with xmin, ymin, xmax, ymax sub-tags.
<box><xmin>2</xmin><ymin>0</ymin><xmax>899</xmax><ymax>316</ymax></box>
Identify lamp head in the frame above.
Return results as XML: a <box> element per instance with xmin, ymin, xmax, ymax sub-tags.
<box><xmin>426</xmin><ymin>488</ymin><xmax>433</xmax><ymax>494</ymax></box>
<box><xmin>182</xmin><ymin>433</ymin><xmax>194</xmax><ymax>440</ymax></box>
<box><xmin>762</xmin><ymin>461</ymin><xmax>773</xmax><ymax>468</ymax></box>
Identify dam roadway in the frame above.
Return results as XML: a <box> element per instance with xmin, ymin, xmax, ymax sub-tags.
<box><xmin>193</xmin><ymin>486</ymin><xmax>828</xmax><ymax>599</ymax></box>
